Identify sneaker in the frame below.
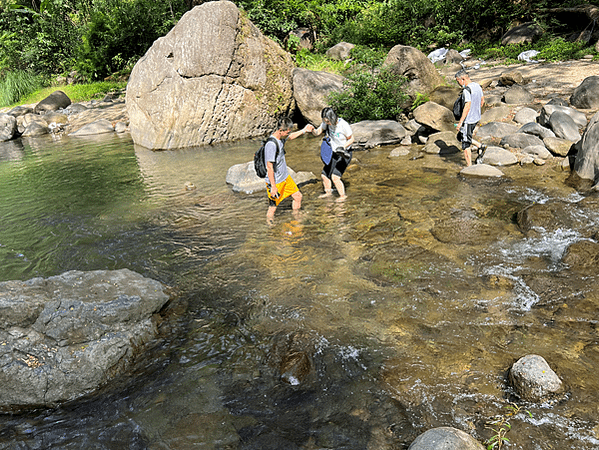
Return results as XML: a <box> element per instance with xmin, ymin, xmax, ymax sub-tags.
<box><xmin>475</xmin><ymin>144</ymin><xmax>487</xmax><ymax>164</ymax></box>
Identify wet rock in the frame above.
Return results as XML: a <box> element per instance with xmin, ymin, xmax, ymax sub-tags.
<box><xmin>500</xmin><ymin>133</ymin><xmax>544</xmax><ymax>149</ymax></box>
<box><xmin>0</xmin><ymin>114</ymin><xmax>18</xmax><ymax>142</ymax></box>
<box><xmin>514</xmin><ymin>107</ymin><xmax>539</xmax><ymax>125</ymax></box>
<box><xmin>460</xmin><ymin>164</ymin><xmax>504</xmax><ymax>178</ymax></box>
<box><xmin>477</xmin><ymin>121</ymin><xmax>519</xmax><ymax>139</ymax></box>
<box><xmin>390</xmin><ymin>147</ymin><xmax>410</xmax><ymax>157</ymax></box>
<box><xmin>412</xmin><ymin>101</ymin><xmax>455</xmax><ymax>132</ymax></box>
<box><xmin>293</xmin><ymin>68</ymin><xmax>344</xmax><ymax>126</ymax></box>
<box><xmin>21</xmin><ymin>121</ymin><xmax>49</xmax><ymax>137</ymax></box>
<box><xmin>479</xmin><ymin>146</ymin><xmax>518</xmax><ymax>166</ymax></box>
<box><xmin>431</xmin><ymin>213</ymin><xmax>507</xmax><ymax>245</ymax></box>
<box><xmin>114</xmin><ymin>121</ymin><xmax>128</xmax><ymax>133</ymax></box>
<box><xmin>516</xmin><ymin>201</ymin><xmax>577</xmax><ymax>235</ymax></box>
<box><xmin>269</xmin><ymin>331</ymin><xmax>314</xmax><ymax>386</ymax></box>
<box><xmin>503</xmin><ymin>84</ymin><xmax>534</xmax><ymax>104</ymax></box>
<box><xmin>518</xmin><ymin>122</ymin><xmax>555</xmax><ymax>140</ymax></box>
<box><xmin>562</xmin><ymin>240</ymin><xmax>599</xmax><ymax>274</ymax></box>
<box><xmin>408</xmin><ymin>426</ymin><xmax>485</xmax><ymax>450</ymax></box>
<box><xmin>570</xmin><ymin>75</ymin><xmax>599</xmax><ymax>109</ymax></box>
<box><xmin>42</xmin><ymin>111</ymin><xmax>68</xmax><ymax>126</ymax></box>
<box><xmin>509</xmin><ymin>354</ymin><xmax>563</xmax><ymax>402</ymax></box>
<box><xmin>352</xmin><ymin>120</ymin><xmax>407</xmax><ymax>149</ymax></box>
<box><xmin>69</xmin><ymin>119</ymin><xmax>114</xmax><ymax>136</ymax></box>
<box><xmin>226</xmin><ymin>161</ymin><xmax>316</xmax><ymax>194</ymax></box>
<box><xmin>0</xmin><ymin>269</ymin><xmax>171</xmax><ymax>411</ymax></box>
<box><xmin>33</xmin><ymin>90</ymin><xmax>71</xmax><ymax>114</ymax></box>
<box><xmin>325</xmin><ymin>41</ymin><xmax>354</xmax><ymax>60</ymax></box>
<box><xmin>544</xmin><ymin>136</ymin><xmax>573</xmax><ymax>157</ymax></box>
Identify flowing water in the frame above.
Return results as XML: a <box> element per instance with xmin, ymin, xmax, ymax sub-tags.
<box><xmin>0</xmin><ymin>132</ymin><xmax>598</xmax><ymax>449</ymax></box>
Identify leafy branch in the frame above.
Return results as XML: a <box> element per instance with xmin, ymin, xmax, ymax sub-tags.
<box><xmin>484</xmin><ymin>403</ymin><xmax>532</xmax><ymax>450</ymax></box>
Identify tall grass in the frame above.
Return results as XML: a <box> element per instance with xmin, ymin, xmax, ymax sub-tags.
<box><xmin>0</xmin><ymin>70</ymin><xmax>47</xmax><ymax>107</ymax></box>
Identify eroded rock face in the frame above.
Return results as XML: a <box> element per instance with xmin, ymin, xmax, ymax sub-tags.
<box><xmin>126</xmin><ymin>1</ymin><xmax>295</xmax><ymax>149</ymax></box>
<box><xmin>572</xmin><ymin>111</ymin><xmax>599</xmax><ymax>188</ymax></box>
<box><xmin>0</xmin><ymin>269</ymin><xmax>170</xmax><ymax>411</ymax></box>
<box><xmin>293</xmin><ymin>68</ymin><xmax>344</xmax><ymax>126</ymax></box>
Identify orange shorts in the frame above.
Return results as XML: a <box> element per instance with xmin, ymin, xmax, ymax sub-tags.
<box><xmin>267</xmin><ymin>175</ymin><xmax>299</xmax><ymax>206</ymax></box>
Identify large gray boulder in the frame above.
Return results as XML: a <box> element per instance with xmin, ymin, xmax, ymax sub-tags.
<box><xmin>0</xmin><ymin>269</ymin><xmax>170</xmax><ymax>411</ymax></box>
<box><xmin>0</xmin><ymin>114</ymin><xmax>18</xmax><ymax>142</ymax></box>
<box><xmin>33</xmin><ymin>90</ymin><xmax>71</xmax><ymax>114</ymax></box>
<box><xmin>351</xmin><ymin>120</ymin><xmax>407</xmax><ymax>148</ymax></box>
<box><xmin>408</xmin><ymin>427</ymin><xmax>485</xmax><ymax>450</ymax></box>
<box><xmin>126</xmin><ymin>1</ymin><xmax>295</xmax><ymax>149</ymax></box>
<box><xmin>548</xmin><ymin>111</ymin><xmax>581</xmax><ymax>143</ymax></box>
<box><xmin>509</xmin><ymin>355</ymin><xmax>563</xmax><ymax>402</ymax></box>
<box><xmin>422</xmin><ymin>131</ymin><xmax>460</xmax><ymax>155</ymax></box>
<box><xmin>573</xmin><ymin>111</ymin><xmax>599</xmax><ymax>187</ymax></box>
<box><xmin>293</xmin><ymin>68</ymin><xmax>344</xmax><ymax>125</ymax></box>
<box><xmin>570</xmin><ymin>75</ymin><xmax>599</xmax><ymax>109</ymax></box>
<box><xmin>383</xmin><ymin>45</ymin><xmax>444</xmax><ymax>104</ymax></box>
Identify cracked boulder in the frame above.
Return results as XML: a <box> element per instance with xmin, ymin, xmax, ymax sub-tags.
<box><xmin>125</xmin><ymin>0</ymin><xmax>295</xmax><ymax>149</ymax></box>
<box><xmin>0</xmin><ymin>269</ymin><xmax>170</xmax><ymax>412</ymax></box>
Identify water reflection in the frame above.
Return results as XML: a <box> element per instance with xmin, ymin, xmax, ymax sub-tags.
<box><xmin>0</xmin><ymin>133</ymin><xmax>598</xmax><ymax>449</ymax></box>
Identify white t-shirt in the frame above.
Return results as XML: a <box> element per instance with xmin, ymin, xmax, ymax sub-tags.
<box><xmin>317</xmin><ymin>118</ymin><xmax>353</xmax><ymax>150</ymax></box>
<box><xmin>463</xmin><ymin>82</ymin><xmax>483</xmax><ymax>124</ymax></box>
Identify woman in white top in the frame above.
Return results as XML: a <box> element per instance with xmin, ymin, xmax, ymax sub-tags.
<box><xmin>309</xmin><ymin>107</ymin><xmax>355</xmax><ymax>201</ymax></box>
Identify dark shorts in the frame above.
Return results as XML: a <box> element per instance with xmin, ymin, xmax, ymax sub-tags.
<box><xmin>458</xmin><ymin>122</ymin><xmax>478</xmax><ymax>149</ymax></box>
<box><xmin>322</xmin><ymin>151</ymin><xmax>352</xmax><ymax>179</ymax></box>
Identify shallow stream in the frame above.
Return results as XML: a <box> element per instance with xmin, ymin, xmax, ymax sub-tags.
<box><xmin>0</xmin><ymin>132</ymin><xmax>597</xmax><ymax>449</ymax></box>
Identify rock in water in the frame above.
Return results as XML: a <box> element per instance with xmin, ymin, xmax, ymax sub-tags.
<box><xmin>0</xmin><ymin>269</ymin><xmax>170</xmax><ymax>411</ymax></box>
<box><xmin>125</xmin><ymin>0</ymin><xmax>294</xmax><ymax>150</ymax></box>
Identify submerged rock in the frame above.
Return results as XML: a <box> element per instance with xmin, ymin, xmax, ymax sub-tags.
<box><xmin>0</xmin><ymin>269</ymin><xmax>170</xmax><ymax>412</ymax></box>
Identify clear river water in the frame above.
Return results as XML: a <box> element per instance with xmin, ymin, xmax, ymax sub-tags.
<box><xmin>0</xmin><ymin>131</ymin><xmax>598</xmax><ymax>449</ymax></box>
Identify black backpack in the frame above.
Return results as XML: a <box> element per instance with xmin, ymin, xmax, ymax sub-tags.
<box><xmin>254</xmin><ymin>137</ymin><xmax>280</xmax><ymax>178</ymax></box>
<box><xmin>452</xmin><ymin>86</ymin><xmax>471</xmax><ymax>121</ymax></box>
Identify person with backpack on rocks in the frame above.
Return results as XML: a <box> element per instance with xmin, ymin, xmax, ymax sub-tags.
<box><xmin>264</xmin><ymin>117</ymin><xmax>312</xmax><ymax>221</ymax></box>
<box><xmin>455</xmin><ymin>69</ymin><xmax>486</xmax><ymax>166</ymax></box>
<box><xmin>308</xmin><ymin>107</ymin><xmax>354</xmax><ymax>201</ymax></box>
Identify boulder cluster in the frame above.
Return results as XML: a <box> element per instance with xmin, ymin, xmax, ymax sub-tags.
<box><xmin>0</xmin><ymin>90</ymin><xmax>129</xmax><ymax>141</ymax></box>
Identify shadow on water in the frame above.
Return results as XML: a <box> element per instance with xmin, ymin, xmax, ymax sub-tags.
<box><xmin>0</xmin><ymin>133</ymin><xmax>598</xmax><ymax>449</ymax></box>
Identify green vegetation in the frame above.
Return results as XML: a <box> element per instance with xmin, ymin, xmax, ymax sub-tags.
<box><xmin>484</xmin><ymin>403</ymin><xmax>532</xmax><ymax>450</ymax></box>
<box><xmin>0</xmin><ymin>70</ymin><xmax>46</xmax><ymax>106</ymax></box>
<box><xmin>0</xmin><ymin>0</ymin><xmax>595</xmax><ymax>108</ymax></box>
<box><xmin>16</xmin><ymin>81</ymin><xmax>126</xmax><ymax>106</ymax></box>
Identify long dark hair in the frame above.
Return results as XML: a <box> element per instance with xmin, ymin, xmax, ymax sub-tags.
<box><xmin>321</xmin><ymin>107</ymin><xmax>338</xmax><ymax>125</ymax></box>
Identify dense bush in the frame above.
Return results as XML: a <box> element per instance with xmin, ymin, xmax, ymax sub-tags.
<box><xmin>0</xmin><ymin>70</ymin><xmax>46</xmax><ymax>106</ymax></box>
<box><xmin>328</xmin><ymin>66</ymin><xmax>408</xmax><ymax>123</ymax></box>
<box><xmin>75</xmin><ymin>0</ymin><xmax>189</xmax><ymax>80</ymax></box>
